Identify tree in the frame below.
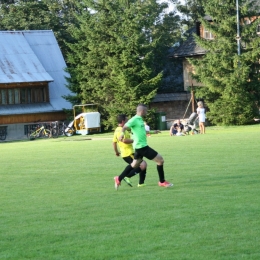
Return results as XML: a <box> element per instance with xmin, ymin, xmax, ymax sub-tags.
<box><xmin>171</xmin><ymin>0</ymin><xmax>205</xmax><ymax>28</ymax></box>
<box><xmin>0</xmin><ymin>0</ymin><xmax>80</xmax><ymax>60</ymax></box>
<box><xmin>152</xmin><ymin>8</ymin><xmax>183</xmax><ymax>93</ymax></box>
<box><xmin>0</xmin><ymin>1</ymin><xmax>58</xmax><ymax>30</ymax></box>
<box><xmin>65</xmin><ymin>0</ymin><xmax>182</xmax><ymax>128</ymax></box>
<box><xmin>188</xmin><ymin>0</ymin><xmax>260</xmax><ymax>125</ymax></box>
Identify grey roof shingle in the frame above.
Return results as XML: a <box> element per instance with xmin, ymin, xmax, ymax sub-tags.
<box><xmin>0</xmin><ymin>31</ymin><xmax>53</xmax><ymax>83</ymax></box>
<box><xmin>0</xmin><ymin>103</ymin><xmax>56</xmax><ymax>116</ymax></box>
<box><xmin>152</xmin><ymin>92</ymin><xmax>191</xmax><ymax>102</ymax></box>
<box><xmin>0</xmin><ymin>30</ymin><xmax>72</xmax><ymax>115</ymax></box>
<box><xmin>169</xmin><ymin>27</ymin><xmax>206</xmax><ymax>58</ymax></box>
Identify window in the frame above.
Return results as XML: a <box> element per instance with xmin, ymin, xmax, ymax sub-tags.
<box><xmin>14</xmin><ymin>89</ymin><xmax>19</xmax><ymax>104</ymax></box>
<box><xmin>1</xmin><ymin>89</ymin><xmax>7</xmax><ymax>104</ymax></box>
<box><xmin>8</xmin><ymin>89</ymin><xmax>14</xmax><ymax>104</ymax></box>
<box><xmin>203</xmin><ymin>29</ymin><xmax>214</xmax><ymax>39</ymax></box>
<box><xmin>0</xmin><ymin>85</ymin><xmax>49</xmax><ymax>105</ymax></box>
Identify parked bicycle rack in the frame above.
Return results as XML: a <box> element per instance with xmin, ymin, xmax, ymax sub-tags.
<box><xmin>25</xmin><ymin>121</ymin><xmax>69</xmax><ymax>140</ymax></box>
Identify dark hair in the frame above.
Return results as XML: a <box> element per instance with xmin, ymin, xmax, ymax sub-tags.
<box><xmin>117</xmin><ymin>114</ymin><xmax>126</xmax><ymax>123</ymax></box>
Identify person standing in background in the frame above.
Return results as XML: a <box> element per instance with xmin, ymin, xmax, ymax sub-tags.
<box><xmin>197</xmin><ymin>101</ymin><xmax>206</xmax><ymax>134</ymax></box>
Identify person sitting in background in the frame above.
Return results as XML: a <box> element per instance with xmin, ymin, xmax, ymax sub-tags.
<box><xmin>176</xmin><ymin>128</ymin><xmax>186</xmax><ymax>136</ymax></box>
<box><xmin>144</xmin><ymin>122</ymin><xmax>161</xmax><ymax>137</ymax></box>
<box><xmin>170</xmin><ymin>119</ymin><xmax>184</xmax><ymax>136</ymax></box>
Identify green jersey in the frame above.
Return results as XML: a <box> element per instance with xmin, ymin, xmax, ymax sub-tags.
<box><xmin>125</xmin><ymin>115</ymin><xmax>147</xmax><ymax>149</ymax></box>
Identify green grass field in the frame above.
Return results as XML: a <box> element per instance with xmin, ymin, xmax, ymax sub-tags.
<box><xmin>1</xmin><ymin>125</ymin><xmax>260</xmax><ymax>260</ymax></box>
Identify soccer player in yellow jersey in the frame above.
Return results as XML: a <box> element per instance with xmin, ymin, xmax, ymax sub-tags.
<box><xmin>113</xmin><ymin>114</ymin><xmax>147</xmax><ymax>188</ymax></box>
<box><xmin>114</xmin><ymin>104</ymin><xmax>173</xmax><ymax>189</ymax></box>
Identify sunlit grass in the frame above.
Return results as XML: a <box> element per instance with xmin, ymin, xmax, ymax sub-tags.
<box><xmin>1</xmin><ymin>125</ymin><xmax>260</xmax><ymax>259</ymax></box>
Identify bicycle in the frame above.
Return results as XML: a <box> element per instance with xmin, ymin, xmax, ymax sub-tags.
<box><xmin>58</xmin><ymin>121</ymin><xmax>67</xmax><ymax>136</ymax></box>
<box><xmin>27</xmin><ymin>124</ymin><xmax>51</xmax><ymax>140</ymax></box>
<box><xmin>50</xmin><ymin>121</ymin><xmax>59</xmax><ymax>138</ymax></box>
<box><xmin>58</xmin><ymin>121</ymin><xmax>74</xmax><ymax>137</ymax></box>
<box><xmin>64</xmin><ymin>125</ymin><xmax>75</xmax><ymax>137</ymax></box>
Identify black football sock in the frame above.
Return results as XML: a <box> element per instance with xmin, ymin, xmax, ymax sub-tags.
<box><xmin>119</xmin><ymin>164</ymin><xmax>133</xmax><ymax>182</ymax></box>
<box><xmin>157</xmin><ymin>165</ymin><xmax>165</xmax><ymax>183</ymax></box>
<box><xmin>139</xmin><ymin>170</ymin><xmax>146</xmax><ymax>184</ymax></box>
<box><xmin>127</xmin><ymin>167</ymin><xmax>141</xmax><ymax>178</ymax></box>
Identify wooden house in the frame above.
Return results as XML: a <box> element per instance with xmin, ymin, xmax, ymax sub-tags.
<box><xmin>149</xmin><ymin>49</ymin><xmax>193</xmax><ymax>128</ymax></box>
<box><xmin>170</xmin><ymin>11</ymin><xmax>260</xmax><ymax>111</ymax></box>
<box><xmin>169</xmin><ymin>22</ymin><xmax>207</xmax><ymax>91</ymax></box>
<box><xmin>0</xmin><ymin>30</ymin><xmax>72</xmax><ymax>140</ymax></box>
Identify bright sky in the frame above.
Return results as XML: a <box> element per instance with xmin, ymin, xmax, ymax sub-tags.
<box><xmin>157</xmin><ymin>0</ymin><xmax>174</xmax><ymax>11</ymax></box>
<box><xmin>157</xmin><ymin>0</ymin><xmax>186</xmax><ymax>13</ymax></box>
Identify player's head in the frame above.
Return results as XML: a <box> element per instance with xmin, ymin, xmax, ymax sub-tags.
<box><xmin>117</xmin><ymin>114</ymin><xmax>127</xmax><ymax>124</ymax></box>
<box><xmin>137</xmin><ymin>104</ymin><xmax>147</xmax><ymax>116</ymax></box>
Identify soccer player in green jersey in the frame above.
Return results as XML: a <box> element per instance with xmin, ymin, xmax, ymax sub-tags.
<box><xmin>113</xmin><ymin>114</ymin><xmax>147</xmax><ymax>188</ymax></box>
<box><xmin>114</xmin><ymin>104</ymin><xmax>173</xmax><ymax>189</ymax></box>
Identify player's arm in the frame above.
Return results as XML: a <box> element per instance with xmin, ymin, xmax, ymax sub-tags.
<box><xmin>118</xmin><ymin>131</ymin><xmax>133</xmax><ymax>144</ymax></box>
<box><xmin>112</xmin><ymin>142</ymin><xmax>120</xmax><ymax>156</ymax></box>
<box><xmin>122</xmin><ymin>138</ymin><xmax>133</xmax><ymax>144</ymax></box>
<box><xmin>118</xmin><ymin>125</ymin><xmax>130</xmax><ymax>141</ymax></box>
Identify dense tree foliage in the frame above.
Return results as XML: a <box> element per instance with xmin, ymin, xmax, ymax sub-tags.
<box><xmin>0</xmin><ymin>0</ymin><xmax>183</xmax><ymax>128</ymax></box>
<box><xmin>0</xmin><ymin>0</ymin><xmax>79</xmax><ymax>59</ymax></box>
<box><xmin>65</xmin><ymin>0</ymin><xmax>182</xmax><ymax>128</ymax></box>
<box><xmin>186</xmin><ymin>0</ymin><xmax>260</xmax><ymax>125</ymax></box>
<box><xmin>171</xmin><ymin>0</ymin><xmax>204</xmax><ymax>27</ymax></box>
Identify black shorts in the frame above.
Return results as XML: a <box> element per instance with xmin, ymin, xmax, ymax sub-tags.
<box><xmin>134</xmin><ymin>146</ymin><xmax>158</xmax><ymax>160</ymax></box>
<box><xmin>123</xmin><ymin>155</ymin><xmax>134</xmax><ymax>164</ymax></box>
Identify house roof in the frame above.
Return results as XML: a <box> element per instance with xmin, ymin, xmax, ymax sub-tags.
<box><xmin>0</xmin><ymin>30</ymin><xmax>72</xmax><ymax>114</ymax></box>
<box><xmin>0</xmin><ymin>103</ymin><xmax>57</xmax><ymax>116</ymax></box>
<box><xmin>0</xmin><ymin>31</ymin><xmax>53</xmax><ymax>83</ymax></box>
<box><xmin>169</xmin><ymin>27</ymin><xmax>206</xmax><ymax>58</ymax></box>
<box><xmin>152</xmin><ymin>92</ymin><xmax>191</xmax><ymax>102</ymax></box>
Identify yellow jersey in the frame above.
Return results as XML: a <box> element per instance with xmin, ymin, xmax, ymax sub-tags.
<box><xmin>113</xmin><ymin>126</ymin><xmax>134</xmax><ymax>158</ymax></box>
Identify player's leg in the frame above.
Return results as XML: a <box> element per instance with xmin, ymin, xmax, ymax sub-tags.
<box><xmin>152</xmin><ymin>153</ymin><xmax>173</xmax><ymax>187</ymax></box>
<box><xmin>122</xmin><ymin>156</ymin><xmax>135</xmax><ymax>187</ymax></box>
<box><xmin>123</xmin><ymin>157</ymin><xmax>147</xmax><ymax>187</ymax></box>
<box><xmin>139</xmin><ymin>146</ymin><xmax>173</xmax><ymax>187</ymax></box>
<box><xmin>123</xmin><ymin>156</ymin><xmax>141</xmax><ymax>178</ymax></box>
<box><xmin>151</xmin><ymin>153</ymin><xmax>166</xmax><ymax>183</ymax></box>
<box><xmin>114</xmin><ymin>158</ymin><xmax>142</xmax><ymax>190</ymax></box>
<box><xmin>137</xmin><ymin>160</ymin><xmax>147</xmax><ymax>187</ymax></box>
<box><xmin>114</xmin><ymin>164</ymin><xmax>133</xmax><ymax>190</ymax></box>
